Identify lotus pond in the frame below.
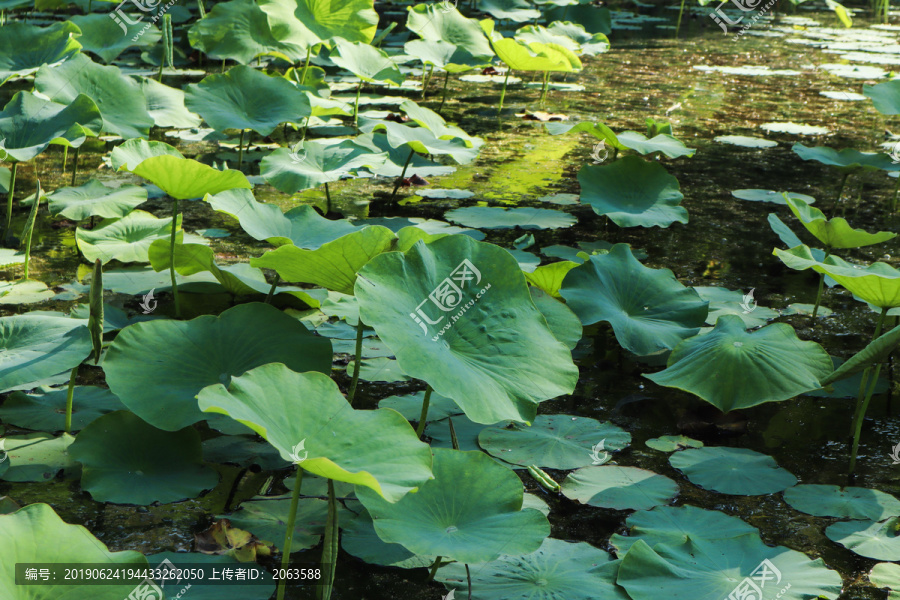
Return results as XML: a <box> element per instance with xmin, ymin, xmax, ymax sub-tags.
<box><xmin>2</xmin><ymin>0</ymin><xmax>900</xmax><ymax>599</ymax></box>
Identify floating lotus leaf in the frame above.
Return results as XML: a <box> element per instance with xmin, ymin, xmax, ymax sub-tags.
<box><xmin>69</xmin><ymin>411</ymin><xmax>218</xmax><ymax>504</ymax></box>
<box><xmin>356</xmin><ymin>448</ymin><xmax>549</xmax><ymax>563</ymax></box>
<box><xmin>826</xmin><ymin>518</ymin><xmax>900</xmax><ymax>561</ymax></box>
<box><xmin>129</xmin><ymin>155</ymin><xmax>252</xmax><ymax>200</ymax></box>
<box><xmin>732</xmin><ymin>189</ymin><xmax>814</xmax><ymax>204</ymax></box>
<box><xmin>644</xmin><ymin>435</ymin><xmax>704</xmax><ymax>452</ymax></box>
<box><xmin>354</xmin><ymin>131</ymin><xmax>459</xmax><ymax>176</ymax></box>
<box><xmin>69</xmin><ymin>14</ymin><xmax>160</xmax><ymax>63</ymax></box>
<box><xmin>644</xmin><ymin>315</ymin><xmax>832</xmax><ymax>411</ymax></box>
<box><xmin>0</xmin><ymin>314</ymin><xmax>91</xmax><ymax>392</ymax></box>
<box><xmin>787</xmin><ymin>197</ymin><xmax>896</xmax><ymax>248</ymax></box>
<box><xmin>694</xmin><ymin>286</ymin><xmax>779</xmax><ymax>329</ymax></box>
<box><xmin>0</xmin><ymin>432</ymin><xmax>77</xmax><ymax>482</ymax></box>
<box><xmin>258</xmin><ymin>0</ymin><xmax>378</xmax><ymax>53</ymax></box>
<box><xmin>0</xmin><ymin>386</ymin><xmax>124</xmax><ymax>432</ymax></box>
<box><xmin>184</xmin><ymin>66</ymin><xmax>311</xmax><ymax>136</ymax></box>
<box><xmin>378</xmin><ymin>390</ymin><xmax>462</xmax><ymax>423</ymax></box>
<box><xmin>34</xmin><ymin>53</ymin><xmax>154</xmax><ymax>139</ymax></box>
<box><xmin>0</xmin><ymin>503</ymin><xmax>147</xmax><ymax>600</ymax></box>
<box><xmin>616</xmin><ymin>131</ymin><xmax>696</xmax><ymax>158</ymax></box>
<box><xmin>561</xmin><ymin>466</ymin><xmax>679</xmax><ymax>510</ymax></box>
<box><xmin>222</xmin><ymin>496</ymin><xmax>328</xmax><ymax>552</ymax></box>
<box><xmin>109</xmin><ymin>138</ymin><xmax>184</xmax><ymax>171</ymax></box>
<box><xmin>141</xmin><ymin>78</ymin><xmax>202</xmax><ymax>129</ymax></box>
<box><xmin>0</xmin><ymin>279</ymin><xmax>55</xmax><ymax>305</ymax></box>
<box><xmin>669</xmin><ymin>446</ymin><xmax>797</xmax><ymax>495</ymax></box>
<box><xmin>260</xmin><ymin>139</ymin><xmax>387</xmax><ymax>194</ymax></box>
<box><xmin>793</xmin><ymin>143</ymin><xmax>899</xmax><ymax>172</ymax></box>
<box><xmin>478</xmin><ymin>414</ymin><xmax>629</xmax><ymax>469</ymax></box>
<box><xmin>346</xmin><ymin>356</ymin><xmax>411</xmax><ymax>383</ymax></box>
<box><xmin>578</xmin><ymin>156</ymin><xmax>687</xmax><ymax>228</ymax></box>
<box><xmin>101</xmin><ymin>265</ymin><xmax>220</xmax><ymax>295</ymax></box>
<box><xmin>342</xmin><ymin>508</ymin><xmax>435</xmax><ymax>569</ymax></box>
<box><xmin>425</xmin><ymin>415</ymin><xmax>502</xmax><ymax>453</ymax></box>
<box><xmin>75</xmin><ymin>210</ymin><xmax>184</xmax><ymax>265</ymax></box>
<box><xmin>715</xmin><ymin>135</ymin><xmax>777</xmax><ymax>148</ymax></box>
<box><xmin>330</xmin><ymin>38</ymin><xmax>403</xmax><ymax>84</ymax></box>
<box><xmin>198</xmin><ymin>363</ymin><xmax>433</xmax><ymax>501</ymax></box>
<box><xmin>479</xmin><ymin>0</ymin><xmax>540</xmax><ymax>21</ymax></box>
<box><xmin>202</xmin><ymin>435</ymin><xmax>287</xmax><ymax>470</ymax></box>
<box><xmin>560</xmin><ymin>244</ymin><xmax>707</xmax><ymax>356</ymax></box>
<box><xmin>355</xmin><ymin>235</ymin><xmax>579</xmax><ymax>424</ymax></box>
<box><xmin>545</xmin><ymin>120</ymin><xmax>627</xmax><ymax>150</ymax></box>
<box><xmin>864</xmin><ymin>79</ymin><xmax>900</xmax><ymax>115</ymax></box>
<box><xmin>871</xmin><ymin>562</ymin><xmax>900</xmax><ymax>590</ymax></box>
<box><xmin>0</xmin><ymin>22</ymin><xmax>81</xmax><ymax>84</ymax></box>
<box><xmin>545</xmin><ymin>4</ymin><xmax>611</xmax><ymax>34</ymax></box>
<box><xmin>444</xmin><ymin>206</ymin><xmax>576</xmax><ymax>230</ymax></box>
<box><xmin>104</xmin><ymin>302</ymin><xmax>332</xmax><ymax>431</ymax></box>
<box><xmin>608</xmin><ymin>505</ymin><xmax>756</xmax><ymax>555</ymax></box>
<box><xmin>0</xmin><ymin>92</ymin><xmax>102</xmax><ymax>162</ymax></box>
<box><xmin>436</xmin><ymin>538</ymin><xmax>628</xmax><ymax>600</ymax></box>
<box><xmin>760</xmin><ymin>122</ymin><xmax>830</xmax><ymax>135</ymax></box>
<box><xmin>45</xmin><ymin>179</ymin><xmax>147</xmax><ymax>220</ymax></box>
<box><xmin>784</xmin><ymin>484</ymin><xmax>900</xmax><ymax>520</ymax></box>
<box><xmin>406</xmin><ymin>3</ymin><xmax>494</xmax><ymax>59</ymax></box>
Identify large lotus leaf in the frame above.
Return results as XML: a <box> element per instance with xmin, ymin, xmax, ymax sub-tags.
<box><xmin>644</xmin><ymin>315</ymin><xmax>832</xmax><ymax>411</ymax></box>
<box><xmin>184</xmin><ymin>66</ymin><xmax>311</xmax><ymax>136</ymax></box>
<box><xmin>478</xmin><ymin>414</ymin><xmax>630</xmax><ymax>469</ymax></box>
<box><xmin>545</xmin><ymin>120</ymin><xmax>627</xmax><ymax>150</ymax></box>
<box><xmin>871</xmin><ymin>562</ymin><xmax>900</xmax><ymax>590</ymax></box>
<box><xmin>75</xmin><ymin>210</ymin><xmax>183</xmax><ymax>265</ymax></box>
<box><xmin>0</xmin><ymin>503</ymin><xmax>147</xmax><ymax>600</ymax></box>
<box><xmin>561</xmin><ymin>466</ymin><xmax>679</xmax><ymax>510</ymax></box>
<box><xmin>786</xmin><ymin>197</ymin><xmax>896</xmax><ymax>248</ymax></box>
<box><xmin>109</xmin><ymin>138</ymin><xmax>184</xmax><ymax>171</ymax></box>
<box><xmin>444</xmin><ymin>206</ymin><xmax>576</xmax><ymax>230</ymax></box>
<box><xmin>546</xmin><ymin>21</ymin><xmax>610</xmax><ymax>55</ymax></box>
<box><xmin>617</xmin><ymin>537</ymin><xmax>842</xmax><ymax>600</ymax></box>
<box><xmin>404</xmin><ymin>39</ymin><xmax>489</xmax><ymax>73</ymax></box>
<box><xmin>0</xmin><ymin>315</ymin><xmax>91</xmax><ymax>392</ymax></box>
<box><xmin>0</xmin><ymin>92</ymin><xmax>102</xmax><ymax>162</ymax></box>
<box><xmin>129</xmin><ymin>155</ymin><xmax>252</xmax><ymax>200</ymax></box>
<box><xmin>330</xmin><ymin>38</ymin><xmax>403</xmax><ymax>84</ymax></box>
<box><xmin>0</xmin><ymin>386</ymin><xmax>124</xmax><ymax>432</ymax></box>
<box><xmin>0</xmin><ymin>432</ymin><xmax>78</xmax><ymax>482</ymax></box>
<box><xmin>826</xmin><ymin>518</ymin><xmax>900</xmax><ymax>561</ymax></box>
<box><xmin>260</xmin><ymin>139</ymin><xmax>387</xmax><ymax>194</ymax></box>
<box><xmin>560</xmin><ymin>244</ymin><xmax>708</xmax><ymax>356</ymax></box>
<box><xmin>669</xmin><ymin>447</ymin><xmax>797</xmax><ymax>495</ymax></box>
<box><xmin>141</xmin><ymin>78</ymin><xmax>202</xmax><ymax>129</ymax></box>
<box><xmin>198</xmin><ymin>364</ymin><xmax>433</xmax><ymax>502</ymax></box>
<box><xmin>784</xmin><ymin>485</ymin><xmax>900</xmax><ymax>521</ymax></box>
<box><xmin>616</xmin><ymin>131</ymin><xmax>696</xmax><ymax>158</ymax></box>
<box><xmin>436</xmin><ymin>538</ymin><xmax>628</xmax><ymax>600</ymax></box>
<box><xmin>793</xmin><ymin>143</ymin><xmax>899</xmax><ymax>172</ymax></box>
<box><xmin>608</xmin><ymin>505</ymin><xmax>758</xmax><ymax>555</ymax></box>
<box><xmin>864</xmin><ymin>79</ymin><xmax>900</xmax><ymax>115</ymax></box>
<box><xmin>342</xmin><ymin>508</ymin><xmax>436</xmax><ymax>569</ymax></box>
<box><xmin>356</xmin><ymin>448</ymin><xmax>549</xmax><ymax>563</ymax></box>
<box><xmin>69</xmin><ymin>14</ymin><xmax>160</xmax><ymax>63</ymax></box>
<box><xmin>515</xmin><ymin>24</ymin><xmax>582</xmax><ymax>53</ymax></box>
<box><xmin>406</xmin><ymin>3</ymin><xmax>493</xmax><ymax>59</ymax></box>
<box><xmin>206</xmin><ymin>189</ymin><xmax>357</xmax><ymax>248</ymax></box>
<box><xmin>46</xmin><ymin>179</ymin><xmax>147</xmax><ymax>220</ymax></box>
<box><xmin>578</xmin><ymin>156</ymin><xmax>687</xmax><ymax>227</ymax></box>
<box><xmin>34</xmin><ymin>53</ymin><xmax>154</xmax><ymax>140</ymax></box>
<box><xmin>355</xmin><ymin>235</ymin><xmax>579</xmax><ymax>425</ymax></box>
<box><xmin>491</xmin><ymin>37</ymin><xmax>580</xmax><ymax>72</ymax></box>
<box><xmin>479</xmin><ymin>0</ymin><xmax>540</xmax><ymax>21</ymax></box>
<box><xmin>69</xmin><ymin>411</ymin><xmax>218</xmax><ymax>504</ymax></box>
<box><xmin>353</xmin><ymin>131</ymin><xmax>459</xmax><ymax>176</ymax></box>
<box><xmin>104</xmin><ymin>302</ymin><xmax>332</xmax><ymax>431</ymax></box>
<box><xmin>148</xmin><ymin>240</ymin><xmax>265</xmax><ymax>296</ymax></box>
<box><xmin>258</xmin><ymin>0</ymin><xmax>378</xmax><ymax>53</ymax></box>
<box><xmin>188</xmin><ymin>0</ymin><xmax>305</xmax><ymax>64</ymax></box>
<box><xmin>0</xmin><ymin>22</ymin><xmax>81</xmax><ymax>84</ymax></box>
<box><xmin>223</xmin><ymin>496</ymin><xmax>327</xmax><ymax>552</ymax></box>
<box><xmin>251</xmin><ymin>225</ymin><xmax>396</xmax><ymax>295</ymax></box>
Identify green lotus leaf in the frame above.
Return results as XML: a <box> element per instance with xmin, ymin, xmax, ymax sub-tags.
<box><xmin>644</xmin><ymin>315</ymin><xmax>832</xmax><ymax>411</ymax></box>
<box><xmin>141</xmin><ymin>78</ymin><xmax>203</xmax><ymax>129</ymax></box>
<box><xmin>617</xmin><ymin>537</ymin><xmax>842</xmax><ymax>600</ymax></box>
<box><xmin>480</xmin><ymin>0</ymin><xmax>540</xmax><ymax>20</ymax></box>
<box><xmin>0</xmin><ymin>92</ymin><xmax>102</xmax><ymax>162</ymax></box>
<box><xmin>0</xmin><ymin>503</ymin><xmax>148</xmax><ymax>600</ymax></box>
<box><xmin>330</xmin><ymin>37</ymin><xmax>403</xmax><ymax>84</ymax></box>
<box><xmin>424</xmin><ymin>415</ymin><xmax>502</xmax><ymax>453</ymax></box>
<box><xmin>545</xmin><ymin>21</ymin><xmax>610</xmax><ymax>55</ymax></box>
<box><xmin>260</xmin><ymin>139</ymin><xmax>387</xmax><ymax>194</ymax></box>
<box><xmin>355</xmin><ymin>235</ymin><xmax>579</xmax><ymax>425</ymax></box>
<box><xmin>561</xmin><ymin>465</ymin><xmax>679</xmax><ymax>510</ymax></box>
<box><xmin>342</xmin><ymin>508</ymin><xmax>435</xmax><ymax>569</ymax></box>
<box><xmin>258</xmin><ymin>0</ymin><xmax>378</xmax><ymax>53</ymax></box>
<box><xmin>436</xmin><ymin>538</ymin><xmax>628</xmax><ymax>600</ymax></box>
<box><xmin>694</xmin><ymin>286</ymin><xmax>780</xmax><ymax>329</ymax></box>
<box><xmin>524</xmin><ymin>261</ymin><xmax>579</xmax><ymax>298</ymax></box>
<box><xmin>0</xmin><ymin>279</ymin><xmax>55</xmax><ymax>305</ymax></box>
<box><xmin>826</xmin><ymin>518</ymin><xmax>900</xmax><ymax>561</ymax></box>
<box><xmin>356</xmin><ymin>448</ymin><xmax>549</xmax><ymax>562</ymax></box>
<box><xmin>198</xmin><ymin>363</ymin><xmax>433</xmax><ymax>501</ymax></box>
<box><xmin>109</xmin><ymin>138</ymin><xmax>184</xmax><ymax>171</ymax></box>
<box><xmin>220</xmin><ymin>496</ymin><xmax>328</xmax><ymax>552</ymax></box>
<box><xmin>821</xmin><ymin>323</ymin><xmax>900</xmax><ymax>387</ymax></box>
<box><xmin>69</xmin><ymin>411</ymin><xmax>218</xmax><ymax>504</ymax></box>
<box><xmin>608</xmin><ymin>505</ymin><xmax>756</xmax><ymax>555</ymax></box>
<box><xmin>644</xmin><ymin>435</ymin><xmax>704</xmax><ymax>452</ymax></box>
<box><xmin>0</xmin><ymin>314</ymin><xmax>91</xmax><ymax>392</ymax></box>
<box><xmin>515</xmin><ymin>23</ymin><xmax>582</xmax><ymax>53</ymax></box>
<box><xmin>202</xmin><ymin>435</ymin><xmax>287</xmax><ymax>470</ymax></box>
<box><xmin>188</xmin><ymin>0</ymin><xmax>305</xmax><ymax>64</ymax></box>
<box><xmin>104</xmin><ymin>302</ymin><xmax>332</xmax><ymax>431</ymax></box>
<box><xmin>101</xmin><ymin>266</ymin><xmax>220</xmax><ymax>295</ymax></box>
<box><xmin>406</xmin><ymin>3</ymin><xmax>494</xmax><ymax>58</ymax></box>
<box><xmin>545</xmin><ymin>120</ymin><xmax>627</xmax><ymax>150</ymax></box>
<box><xmin>353</xmin><ymin>131</ymin><xmax>459</xmax><ymax>176</ymax></box>
<box><xmin>786</xmin><ymin>196</ymin><xmax>897</xmax><ymax>248</ymax></box>
<box><xmin>345</xmin><ymin>356</ymin><xmax>411</xmax><ymax>383</ymax></box>
<box><xmin>75</xmin><ymin>210</ymin><xmax>184</xmax><ymax>265</ymax></box>
<box><xmin>784</xmin><ymin>485</ymin><xmax>900</xmax><ymax>520</ymax></box>
<box><xmin>871</xmin><ymin>562</ymin><xmax>900</xmax><ymax>590</ymax></box>
<box><xmin>0</xmin><ymin>432</ymin><xmax>78</xmax><ymax>482</ymax></box>
<box><xmin>444</xmin><ymin>206</ymin><xmax>576</xmax><ymax>230</ymax></box>
<box><xmin>560</xmin><ymin>244</ymin><xmax>708</xmax><ymax>356</ymax></box>
<box><xmin>378</xmin><ymin>390</ymin><xmax>462</xmax><ymax>423</ymax></box>
<box><xmin>34</xmin><ymin>53</ymin><xmax>154</xmax><ymax>139</ymax></box>
<box><xmin>616</xmin><ymin>131</ymin><xmax>696</xmax><ymax>158</ymax></box>
<box><xmin>69</xmin><ymin>14</ymin><xmax>160</xmax><ymax>63</ymax></box>
<box><xmin>530</xmin><ymin>287</ymin><xmax>582</xmax><ymax>350</ymax></box>
<box><xmin>793</xmin><ymin>143</ymin><xmax>899</xmax><ymax>172</ymax></box>
<box><xmin>864</xmin><ymin>79</ymin><xmax>900</xmax><ymax>115</ymax></box>
<box><xmin>733</xmin><ymin>189</ymin><xmax>815</xmax><ymax>204</ymax></box>
<box><xmin>251</xmin><ymin>225</ymin><xmax>396</xmax><ymax>295</ymax></box>
<box><xmin>0</xmin><ymin>22</ymin><xmax>81</xmax><ymax>84</ymax></box>
<box><xmin>478</xmin><ymin>414</ymin><xmax>629</xmax><ymax>469</ymax></box>
<box><xmin>545</xmin><ymin>4</ymin><xmax>611</xmax><ymax>34</ymax></box>
<box><xmin>403</xmin><ymin>39</ymin><xmax>489</xmax><ymax>73</ymax></box>
<box><xmin>578</xmin><ymin>156</ymin><xmax>688</xmax><ymax>227</ymax></box>
<box><xmin>129</xmin><ymin>155</ymin><xmax>252</xmax><ymax>200</ymax></box>
<box><xmin>184</xmin><ymin>66</ymin><xmax>311</xmax><ymax>136</ymax></box>
<box><xmin>669</xmin><ymin>446</ymin><xmax>797</xmax><ymax>495</ymax></box>
<box><xmin>147</xmin><ymin>240</ymin><xmax>269</xmax><ymax>296</ymax></box>
<box><xmin>491</xmin><ymin>37</ymin><xmax>581</xmax><ymax>72</ymax></box>
<box><xmin>45</xmin><ymin>179</ymin><xmax>147</xmax><ymax>220</ymax></box>
<box><xmin>0</xmin><ymin>386</ymin><xmax>124</xmax><ymax>432</ymax></box>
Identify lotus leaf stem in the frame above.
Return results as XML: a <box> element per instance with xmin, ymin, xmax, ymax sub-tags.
<box><xmin>421</xmin><ymin>64</ymin><xmax>434</xmax><ymax>99</ymax></box>
<box><xmin>71</xmin><ymin>147</ymin><xmax>79</xmax><ymax>186</ymax></box>
<box><xmin>539</xmin><ymin>72</ymin><xmax>550</xmax><ymax>106</ymax></box>
<box><xmin>237</xmin><ymin>129</ymin><xmax>245</xmax><ymax>171</ymax></box>
<box><xmin>61</xmin><ymin>146</ymin><xmax>67</xmax><ymax>171</ymax></box>
<box><xmin>438</xmin><ymin>70</ymin><xmax>450</xmax><ymax>114</ymax></box>
<box><xmin>850</xmin><ymin>362</ymin><xmax>882</xmax><ymax>475</ymax></box>
<box><xmin>347</xmin><ymin>322</ymin><xmax>365</xmax><ymax>404</ymax></box>
<box><xmin>64</xmin><ymin>365</ymin><xmax>78</xmax><ymax>434</ymax></box>
<box><xmin>21</xmin><ymin>179</ymin><xmax>39</xmax><ymax>279</ymax></box>
<box><xmin>4</xmin><ymin>161</ymin><xmax>16</xmax><ymax>235</ymax></box>
<box><xmin>811</xmin><ymin>249</ymin><xmax>831</xmax><ymax>319</ymax></box>
<box><xmin>169</xmin><ymin>197</ymin><xmax>181</xmax><ymax>318</ymax></box>
<box><xmin>300</xmin><ymin>46</ymin><xmax>312</xmax><ymax>86</ymax></box>
<box><xmin>448</xmin><ymin>417</ymin><xmax>459</xmax><ymax>450</ymax></box>
<box><xmin>426</xmin><ymin>556</ymin><xmax>442</xmax><ymax>582</ymax></box>
<box><xmin>324</xmin><ymin>181</ymin><xmax>332</xmax><ymax>214</ymax></box>
<box><xmin>353</xmin><ymin>81</ymin><xmax>363</xmax><ymax>129</ymax></box>
<box><xmin>891</xmin><ymin>175</ymin><xmax>899</xmax><ymax>213</ymax></box>
<box><xmin>675</xmin><ymin>0</ymin><xmax>687</xmax><ymax>37</ymax></box>
<box><xmin>466</xmin><ymin>564</ymin><xmax>472</xmax><ymax>600</ymax></box>
<box><xmin>415</xmin><ymin>385</ymin><xmax>434</xmax><ymax>438</ymax></box>
<box><xmin>264</xmin><ymin>280</ymin><xmax>277</xmax><ymax>304</ymax></box>
<box><xmin>317</xmin><ymin>479</ymin><xmax>339</xmax><ymax>600</ymax></box>
<box><xmin>497</xmin><ymin>68</ymin><xmax>511</xmax><ymax>116</ymax></box>
<box><xmin>390</xmin><ymin>148</ymin><xmax>416</xmax><ymax>201</ymax></box>
<box><xmin>276</xmin><ymin>467</ymin><xmax>303</xmax><ymax>600</ymax></box>
<box><xmin>833</xmin><ymin>172</ymin><xmax>850</xmax><ymax>215</ymax></box>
